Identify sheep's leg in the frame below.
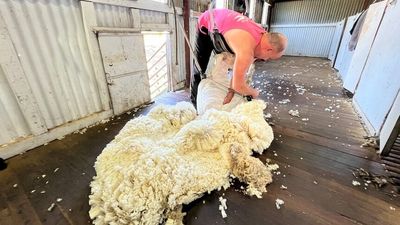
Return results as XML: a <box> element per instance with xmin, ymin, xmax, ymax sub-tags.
<box><xmin>229</xmin><ymin>144</ymin><xmax>273</xmax><ymax>194</ymax></box>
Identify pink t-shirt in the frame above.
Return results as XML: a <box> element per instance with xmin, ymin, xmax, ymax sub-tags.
<box><xmin>198</xmin><ymin>9</ymin><xmax>265</xmax><ymax>45</ymax></box>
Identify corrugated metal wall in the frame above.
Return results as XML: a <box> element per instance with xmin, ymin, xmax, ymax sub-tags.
<box><xmin>272</xmin><ymin>0</ymin><xmax>365</xmax><ymax>24</ymax></box>
<box><xmin>174</xmin><ymin>0</ymin><xmax>209</xmax><ymax>12</ymax></box>
<box><xmin>271</xmin><ymin>24</ymin><xmax>336</xmax><ymax>57</ymax></box>
<box><xmin>271</xmin><ymin>0</ymin><xmax>366</xmax><ymax>57</ymax></box>
<box><xmin>0</xmin><ymin>0</ymin><xmax>104</xmax><ymax>144</ymax></box>
<box><xmin>94</xmin><ymin>3</ymin><xmax>168</xmax><ymax>26</ymax></box>
<box><xmin>0</xmin><ymin>66</ymin><xmax>31</xmax><ymax>145</ymax></box>
<box><xmin>140</xmin><ymin>10</ymin><xmax>168</xmax><ymax>24</ymax></box>
<box><xmin>0</xmin><ymin>0</ymin><xmax>207</xmax><ymax>155</ymax></box>
<box><xmin>95</xmin><ymin>4</ymin><xmax>133</xmax><ymax>27</ymax></box>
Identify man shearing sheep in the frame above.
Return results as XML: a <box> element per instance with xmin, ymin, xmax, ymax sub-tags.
<box><xmin>191</xmin><ymin>8</ymin><xmax>288</xmax><ymax>107</ymax></box>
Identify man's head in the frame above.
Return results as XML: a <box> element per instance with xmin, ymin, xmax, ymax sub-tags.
<box><xmin>256</xmin><ymin>32</ymin><xmax>287</xmax><ymax>60</ymax></box>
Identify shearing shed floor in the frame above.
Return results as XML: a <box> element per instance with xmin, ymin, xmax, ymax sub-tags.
<box><xmin>1</xmin><ymin>56</ymin><xmax>399</xmax><ymax>225</ymax></box>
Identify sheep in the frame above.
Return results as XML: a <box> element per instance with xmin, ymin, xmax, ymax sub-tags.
<box><xmin>89</xmin><ymin>100</ymin><xmax>274</xmax><ymax>225</ymax></box>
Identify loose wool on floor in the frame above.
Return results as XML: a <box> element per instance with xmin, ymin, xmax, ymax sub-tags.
<box><xmin>89</xmin><ymin>100</ymin><xmax>274</xmax><ymax>225</ymax></box>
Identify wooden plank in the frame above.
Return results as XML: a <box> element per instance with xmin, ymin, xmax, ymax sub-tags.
<box><xmin>248</xmin><ymin>0</ymin><xmax>256</xmax><ymax>20</ymax></box>
<box><xmin>140</xmin><ymin>23</ymin><xmax>171</xmax><ymax>31</ymax></box>
<box><xmin>80</xmin><ymin>1</ymin><xmax>111</xmax><ymax>111</ymax></box>
<box><xmin>186</xmin><ymin>157</ymin><xmax>400</xmax><ymax>225</ymax></box>
<box><xmin>92</xmin><ymin>26</ymin><xmax>140</xmax><ymax>33</ymax></box>
<box><xmin>273</xmin><ymin>125</ymin><xmax>380</xmax><ymax>162</ymax></box>
<box><xmin>0</xmin><ymin>14</ymin><xmax>47</xmax><ymax>136</ymax></box>
<box><xmin>183</xmin><ymin>0</ymin><xmax>190</xmax><ymax>88</ymax></box>
<box><xmin>0</xmin><ymin>172</ymin><xmax>42</xmax><ymax>225</ymax></box>
<box><xmin>167</xmin><ymin>13</ymin><xmax>180</xmax><ymax>91</ymax></box>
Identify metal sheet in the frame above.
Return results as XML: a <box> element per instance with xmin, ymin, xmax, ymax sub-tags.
<box><xmin>328</xmin><ymin>20</ymin><xmax>345</xmax><ymax>62</ymax></box>
<box><xmin>343</xmin><ymin>1</ymin><xmax>387</xmax><ymax>93</ymax></box>
<box><xmin>334</xmin><ymin>14</ymin><xmax>360</xmax><ymax>80</ymax></box>
<box><xmin>94</xmin><ymin>3</ymin><xmax>133</xmax><ymax>27</ymax></box>
<box><xmin>270</xmin><ymin>0</ymin><xmax>366</xmax><ymax>58</ymax></box>
<box><xmin>140</xmin><ymin>9</ymin><xmax>167</xmax><ymax>24</ymax></box>
<box><xmin>0</xmin><ymin>66</ymin><xmax>31</xmax><ymax>145</ymax></box>
<box><xmin>0</xmin><ymin>0</ymin><xmax>104</xmax><ymax>131</ymax></box>
<box><xmin>353</xmin><ymin>0</ymin><xmax>399</xmax><ymax>135</ymax></box>
<box><xmin>271</xmin><ymin>24</ymin><xmax>336</xmax><ymax>57</ymax></box>
<box><xmin>272</xmin><ymin>0</ymin><xmax>365</xmax><ymax>24</ymax></box>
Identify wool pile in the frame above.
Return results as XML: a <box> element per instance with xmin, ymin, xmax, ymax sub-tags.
<box><xmin>89</xmin><ymin>100</ymin><xmax>274</xmax><ymax>225</ymax></box>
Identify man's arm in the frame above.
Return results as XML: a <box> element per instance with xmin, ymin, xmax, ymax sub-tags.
<box><xmin>224</xmin><ymin>29</ymin><xmax>259</xmax><ymax>98</ymax></box>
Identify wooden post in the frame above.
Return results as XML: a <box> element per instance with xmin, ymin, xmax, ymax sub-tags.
<box><xmin>81</xmin><ymin>1</ymin><xmax>111</xmax><ymax>110</ymax></box>
<box><xmin>249</xmin><ymin>0</ymin><xmax>256</xmax><ymax>20</ymax></box>
<box><xmin>183</xmin><ymin>0</ymin><xmax>191</xmax><ymax>88</ymax></box>
<box><xmin>267</xmin><ymin>1</ymin><xmax>274</xmax><ymax>32</ymax></box>
<box><xmin>261</xmin><ymin>1</ymin><xmax>270</xmax><ymax>28</ymax></box>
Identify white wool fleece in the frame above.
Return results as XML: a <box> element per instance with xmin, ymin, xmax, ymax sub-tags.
<box><xmin>89</xmin><ymin>100</ymin><xmax>274</xmax><ymax>225</ymax></box>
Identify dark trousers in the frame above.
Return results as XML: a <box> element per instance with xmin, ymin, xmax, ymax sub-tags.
<box><xmin>190</xmin><ymin>27</ymin><xmax>214</xmax><ymax>107</ymax></box>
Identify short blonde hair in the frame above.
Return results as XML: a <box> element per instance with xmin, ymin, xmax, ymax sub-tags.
<box><xmin>268</xmin><ymin>32</ymin><xmax>287</xmax><ymax>53</ymax></box>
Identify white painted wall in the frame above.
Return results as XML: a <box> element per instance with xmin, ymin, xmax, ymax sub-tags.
<box><xmin>328</xmin><ymin>20</ymin><xmax>345</xmax><ymax>63</ymax></box>
<box><xmin>343</xmin><ymin>1</ymin><xmax>387</xmax><ymax>93</ymax></box>
<box><xmin>334</xmin><ymin>14</ymin><xmax>360</xmax><ymax>80</ymax></box>
<box><xmin>353</xmin><ymin>0</ymin><xmax>400</xmax><ymax>136</ymax></box>
<box><xmin>0</xmin><ymin>0</ymin><xmax>198</xmax><ymax>159</ymax></box>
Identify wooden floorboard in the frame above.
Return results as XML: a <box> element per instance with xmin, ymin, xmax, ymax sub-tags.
<box><xmin>0</xmin><ymin>57</ymin><xmax>398</xmax><ymax>224</ymax></box>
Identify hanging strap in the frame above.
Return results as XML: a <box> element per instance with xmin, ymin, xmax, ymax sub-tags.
<box><xmin>208</xmin><ymin>4</ymin><xmax>234</xmax><ymax>54</ymax></box>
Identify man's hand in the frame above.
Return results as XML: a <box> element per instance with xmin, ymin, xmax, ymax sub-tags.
<box><xmin>223</xmin><ymin>89</ymin><xmax>235</xmax><ymax>105</ymax></box>
<box><xmin>251</xmin><ymin>88</ymin><xmax>259</xmax><ymax>99</ymax></box>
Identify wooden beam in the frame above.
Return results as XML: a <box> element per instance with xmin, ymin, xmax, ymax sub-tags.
<box><xmin>81</xmin><ymin>2</ymin><xmax>112</xmax><ymax>111</ymax></box>
<box><xmin>261</xmin><ymin>1</ymin><xmax>270</xmax><ymax>27</ymax></box>
<box><xmin>267</xmin><ymin>1</ymin><xmax>274</xmax><ymax>31</ymax></box>
<box><xmin>92</xmin><ymin>27</ymin><xmax>141</xmax><ymax>33</ymax></box>
<box><xmin>141</xmin><ymin>23</ymin><xmax>171</xmax><ymax>31</ymax></box>
<box><xmin>183</xmin><ymin>0</ymin><xmax>191</xmax><ymax>88</ymax></box>
<box><xmin>167</xmin><ymin>11</ymin><xmax>180</xmax><ymax>91</ymax></box>
<box><xmin>248</xmin><ymin>0</ymin><xmax>256</xmax><ymax>20</ymax></box>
